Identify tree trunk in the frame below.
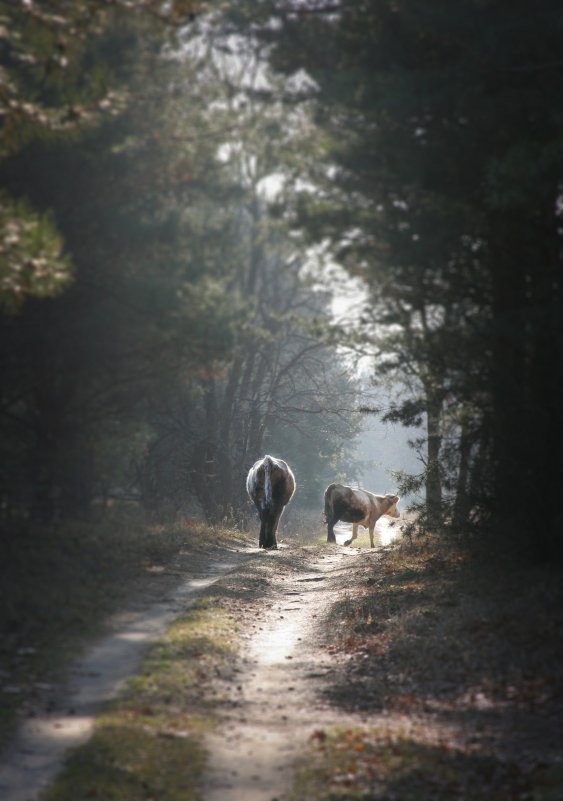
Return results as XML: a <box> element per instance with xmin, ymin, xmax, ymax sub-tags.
<box><xmin>29</xmin><ymin>430</ymin><xmax>57</xmax><ymax>523</ymax></box>
<box><xmin>488</xmin><ymin>202</ymin><xmax>563</xmax><ymax>560</ymax></box>
<box><xmin>525</xmin><ymin>202</ymin><xmax>563</xmax><ymax>560</ymax></box>
<box><xmin>425</xmin><ymin>388</ymin><xmax>443</xmax><ymax>527</ymax></box>
<box><xmin>452</xmin><ymin>426</ymin><xmax>472</xmax><ymax>531</ymax></box>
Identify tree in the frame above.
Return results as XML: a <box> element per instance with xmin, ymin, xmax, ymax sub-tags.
<box><xmin>126</xmin><ymin>21</ymin><xmax>365</xmax><ymax>524</ymax></box>
<box><xmin>0</xmin><ymin>8</ymin><xmax>216</xmax><ymax>522</ymax></box>
<box><xmin>133</xmin><ymin>143</ymin><xmax>362</xmax><ymax>521</ymax></box>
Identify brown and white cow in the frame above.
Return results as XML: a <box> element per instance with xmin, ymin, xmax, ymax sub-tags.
<box><xmin>246</xmin><ymin>455</ymin><xmax>296</xmax><ymax>549</ymax></box>
<box><xmin>324</xmin><ymin>483</ymin><xmax>400</xmax><ymax>547</ymax></box>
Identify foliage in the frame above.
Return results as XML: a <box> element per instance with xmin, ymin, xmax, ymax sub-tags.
<box><xmin>0</xmin><ymin>190</ymin><xmax>70</xmax><ymax>311</ymax></box>
<box><xmin>134</xmin><ymin>166</ymin><xmax>362</xmax><ymax>521</ymax></box>
<box><xmin>114</xmin><ymin>20</ymin><xmax>366</xmax><ymax>523</ymax></box>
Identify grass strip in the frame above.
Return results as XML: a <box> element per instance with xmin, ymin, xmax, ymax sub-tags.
<box><xmin>42</xmin><ymin>595</ymin><xmax>238</xmax><ymax>801</ymax></box>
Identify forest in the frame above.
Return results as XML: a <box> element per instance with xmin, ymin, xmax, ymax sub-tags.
<box><xmin>1</xmin><ymin>1</ymin><xmax>562</xmax><ymax>549</ymax></box>
<box><xmin>2</xmin><ymin>4</ymin><xmax>563</xmax><ymax>800</ymax></box>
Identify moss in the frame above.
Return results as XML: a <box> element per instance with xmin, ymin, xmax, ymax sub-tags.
<box><xmin>43</xmin><ymin>725</ymin><xmax>205</xmax><ymax>801</ymax></box>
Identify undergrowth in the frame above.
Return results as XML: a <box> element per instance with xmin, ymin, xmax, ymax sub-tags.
<box><xmin>290</xmin><ymin>724</ymin><xmax>563</xmax><ymax>801</ymax></box>
<box><xmin>291</xmin><ymin>535</ymin><xmax>563</xmax><ymax>801</ymax></box>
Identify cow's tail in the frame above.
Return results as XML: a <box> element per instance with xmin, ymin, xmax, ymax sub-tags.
<box><xmin>323</xmin><ymin>484</ymin><xmax>336</xmax><ymax>523</ymax></box>
<box><xmin>263</xmin><ymin>455</ymin><xmax>273</xmax><ymax>508</ymax></box>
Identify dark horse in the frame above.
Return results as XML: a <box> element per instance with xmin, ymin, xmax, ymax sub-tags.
<box><xmin>246</xmin><ymin>455</ymin><xmax>296</xmax><ymax>549</ymax></box>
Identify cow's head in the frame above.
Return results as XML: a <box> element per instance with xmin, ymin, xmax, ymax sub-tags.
<box><xmin>384</xmin><ymin>494</ymin><xmax>400</xmax><ymax>518</ymax></box>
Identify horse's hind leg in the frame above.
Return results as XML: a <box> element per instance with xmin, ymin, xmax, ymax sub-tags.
<box><xmin>259</xmin><ymin>518</ymin><xmax>267</xmax><ymax>548</ymax></box>
<box><xmin>264</xmin><ymin>508</ymin><xmax>281</xmax><ymax>549</ymax></box>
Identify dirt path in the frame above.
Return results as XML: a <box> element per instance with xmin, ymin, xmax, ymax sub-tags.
<box><xmin>202</xmin><ymin>542</ymin><xmax>367</xmax><ymax>801</ymax></box>
<box><xmin>0</xmin><ymin>523</ymin><xmax>395</xmax><ymax>801</ymax></box>
<box><xmin>0</xmin><ymin>542</ymin><xmax>255</xmax><ymax>801</ymax></box>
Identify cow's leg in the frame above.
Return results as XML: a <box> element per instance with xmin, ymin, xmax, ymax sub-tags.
<box><xmin>326</xmin><ymin>512</ymin><xmax>338</xmax><ymax>543</ymax></box>
<box><xmin>344</xmin><ymin>523</ymin><xmax>359</xmax><ymax>547</ymax></box>
<box><xmin>344</xmin><ymin>523</ymin><xmax>358</xmax><ymax>547</ymax></box>
<box><xmin>369</xmin><ymin>523</ymin><xmax>376</xmax><ymax>548</ymax></box>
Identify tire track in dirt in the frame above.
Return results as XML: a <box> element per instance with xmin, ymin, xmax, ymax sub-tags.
<box><xmin>0</xmin><ymin>545</ymin><xmax>255</xmax><ymax>801</ymax></box>
<box><xmin>203</xmin><ymin>544</ymin><xmax>364</xmax><ymax>801</ymax></box>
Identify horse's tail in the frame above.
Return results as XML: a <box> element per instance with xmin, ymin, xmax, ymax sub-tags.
<box><xmin>263</xmin><ymin>455</ymin><xmax>273</xmax><ymax>507</ymax></box>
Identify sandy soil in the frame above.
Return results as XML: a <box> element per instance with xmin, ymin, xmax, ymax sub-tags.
<box><xmin>203</xmin><ymin>543</ymin><xmax>364</xmax><ymax>801</ymax></box>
